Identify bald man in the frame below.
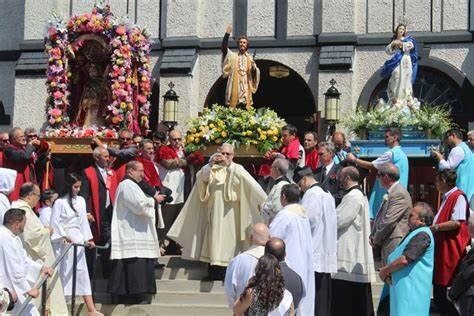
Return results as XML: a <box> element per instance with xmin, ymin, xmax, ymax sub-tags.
<box><xmin>224</xmin><ymin>223</ymin><xmax>270</xmax><ymax>308</ymax></box>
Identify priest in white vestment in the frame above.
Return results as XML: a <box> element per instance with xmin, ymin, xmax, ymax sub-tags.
<box><xmin>332</xmin><ymin>167</ymin><xmax>376</xmax><ymax>316</ymax></box>
<box><xmin>0</xmin><ymin>168</ymin><xmax>16</xmax><ymax>225</ymax></box>
<box><xmin>0</xmin><ymin>208</ymin><xmax>53</xmax><ymax>316</ymax></box>
<box><xmin>11</xmin><ymin>183</ymin><xmax>68</xmax><ymax>316</ymax></box>
<box><xmin>108</xmin><ymin>161</ymin><xmax>160</xmax><ymax>304</ymax></box>
<box><xmin>168</xmin><ymin>143</ymin><xmax>266</xmax><ymax>270</ymax></box>
<box><xmin>295</xmin><ymin>166</ymin><xmax>337</xmax><ymax>316</ymax></box>
<box><xmin>260</xmin><ymin>159</ymin><xmax>290</xmax><ymax>224</ymax></box>
<box><xmin>224</xmin><ymin>223</ymin><xmax>270</xmax><ymax>308</ymax></box>
<box><xmin>269</xmin><ymin>183</ymin><xmax>315</xmax><ymax>315</ymax></box>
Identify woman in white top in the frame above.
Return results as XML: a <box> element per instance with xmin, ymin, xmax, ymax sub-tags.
<box><xmin>50</xmin><ymin>173</ymin><xmax>103</xmax><ymax>316</ymax></box>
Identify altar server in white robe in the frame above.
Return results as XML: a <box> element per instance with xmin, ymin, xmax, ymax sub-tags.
<box><xmin>260</xmin><ymin>158</ymin><xmax>290</xmax><ymax>224</ymax></box>
<box><xmin>224</xmin><ymin>223</ymin><xmax>270</xmax><ymax>308</ymax></box>
<box><xmin>0</xmin><ymin>208</ymin><xmax>53</xmax><ymax>316</ymax></box>
<box><xmin>50</xmin><ymin>173</ymin><xmax>103</xmax><ymax>316</ymax></box>
<box><xmin>269</xmin><ymin>183</ymin><xmax>315</xmax><ymax>315</ymax></box>
<box><xmin>0</xmin><ymin>168</ymin><xmax>16</xmax><ymax>225</ymax></box>
<box><xmin>168</xmin><ymin>143</ymin><xmax>266</xmax><ymax>269</ymax></box>
<box><xmin>108</xmin><ymin>161</ymin><xmax>160</xmax><ymax>304</ymax></box>
<box><xmin>294</xmin><ymin>166</ymin><xmax>337</xmax><ymax>316</ymax></box>
<box><xmin>12</xmin><ymin>183</ymin><xmax>68</xmax><ymax>316</ymax></box>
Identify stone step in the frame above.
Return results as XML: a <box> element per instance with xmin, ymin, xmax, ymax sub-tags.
<box><xmin>94</xmin><ymin>279</ymin><xmax>225</xmax><ymax>293</ymax></box>
<box><xmin>91</xmin><ymin>291</ymin><xmax>228</xmax><ymax>306</ymax></box>
<box><xmin>75</xmin><ymin>303</ymin><xmax>230</xmax><ymax>316</ymax></box>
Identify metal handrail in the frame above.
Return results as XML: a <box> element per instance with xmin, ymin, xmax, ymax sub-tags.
<box><xmin>16</xmin><ymin>241</ymin><xmax>110</xmax><ymax>316</ymax></box>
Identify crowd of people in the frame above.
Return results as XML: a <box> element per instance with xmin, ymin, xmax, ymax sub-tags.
<box><xmin>0</xmin><ymin>124</ymin><xmax>474</xmax><ymax>315</ymax></box>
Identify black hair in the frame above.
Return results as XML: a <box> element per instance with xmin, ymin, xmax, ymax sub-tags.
<box><xmin>3</xmin><ymin>208</ymin><xmax>25</xmax><ymax>227</ymax></box>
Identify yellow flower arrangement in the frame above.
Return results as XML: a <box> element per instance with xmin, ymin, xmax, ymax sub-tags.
<box><xmin>185</xmin><ymin>104</ymin><xmax>286</xmax><ymax>153</ymax></box>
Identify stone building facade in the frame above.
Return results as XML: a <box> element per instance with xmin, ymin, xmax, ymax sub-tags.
<box><xmin>0</xmin><ymin>0</ymin><xmax>473</xmax><ymax>134</ymax></box>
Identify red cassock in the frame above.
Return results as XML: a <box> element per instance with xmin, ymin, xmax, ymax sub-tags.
<box><xmin>135</xmin><ymin>156</ymin><xmax>162</xmax><ymax>188</ymax></box>
<box><xmin>4</xmin><ymin>141</ymin><xmax>49</xmax><ymax>201</ymax></box>
<box><xmin>258</xmin><ymin>138</ymin><xmax>302</xmax><ymax>177</ymax></box>
<box><xmin>305</xmin><ymin>149</ymin><xmax>319</xmax><ymax>172</ymax></box>
<box><xmin>157</xmin><ymin>145</ymin><xmax>179</xmax><ymax>163</ymax></box>
<box><xmin>434</xmin><ymin>189</ymin><xmax>471</xmax><ymax>286</ymax></box>
<box><xmin>83</xmin><ymin>166</ymin><xmax>118</xmax><ymax>242</ymax></box>
<box><xmin>0</xmin><ymin>150</ymin><xmax>4</xmax><ymax>167</ymax></box>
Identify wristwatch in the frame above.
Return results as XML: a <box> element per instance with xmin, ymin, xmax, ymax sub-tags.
<box><xmin>434</xmin><ymin>224</ymin><xmax>440</xmax><ymax>232</ymax></box>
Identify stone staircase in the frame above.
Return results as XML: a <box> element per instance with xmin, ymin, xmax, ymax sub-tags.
<box><xmin>75</xmin><ymin>255</ymin><xmax>387</xmax><ymax>316</ymax></box>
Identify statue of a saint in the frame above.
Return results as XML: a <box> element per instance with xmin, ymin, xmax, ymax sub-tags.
<box><xmin>221</xmin><ymin>24</ymin><xmax>260</xmax><ymax>109</ymax></box>
<box><xmin>380</xmin><ymin>23</ymin><xmax>419</xmax><ymax>112</ymax></box>
<box><xmin>72</xmin><ymin>38</ymin><xmax>111</xmax><ymax>127</ymax></box>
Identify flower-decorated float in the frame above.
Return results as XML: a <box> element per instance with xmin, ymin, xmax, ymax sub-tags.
<box><xmin>184</xmin><ymin>104</ymin><xmax>286</xmax><ymax>157</ymax></box>
<box><xmin>41</xmin><ymin>1</ymin><xmax>152</xmax><ymax>153</ymax></box>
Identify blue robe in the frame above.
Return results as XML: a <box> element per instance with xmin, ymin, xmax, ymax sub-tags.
<box><xmin>381</xmin><ymin>35</ymin><xmax>418</xmax><ymax>84</ymax></box>
<box><xmin>378</xmin><ymin>226</ymin><xmax>434</xmax><ymax>316</ymax></box>
<box><xmin>369</xmin><ymin>146</ymin><xmax>409</xmax><ymax>219</ymax></box>
<box><xmin>455</xmin><ymin>142</ymin><xmax>474</xmax><ymax>202</ymax></box>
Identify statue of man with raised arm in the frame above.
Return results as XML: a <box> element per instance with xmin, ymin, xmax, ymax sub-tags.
<box><xmin>221</xmin><ymin>24</ymin><xmax>260</xmax><ymax>109</ymax></box>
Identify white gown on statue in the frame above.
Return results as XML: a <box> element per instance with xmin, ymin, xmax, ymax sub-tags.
<box><xmin>50</xmin><ymin>196</ymin><xmax>93</xmax><ymax>296</ymax></box>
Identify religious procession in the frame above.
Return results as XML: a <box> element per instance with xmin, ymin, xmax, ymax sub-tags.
<box><xmin>1</xmin><ymin>1</ymin><xmax>474</xmax><ymax>316</ymax></box>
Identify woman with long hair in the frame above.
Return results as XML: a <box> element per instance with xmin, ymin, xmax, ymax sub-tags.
<box><xmin>233</xmin><ymin>254</ymin><xmax>294</xmax><ymax>316</ymax></box>
<box><xmin>50</xmin><ymin>173</ymin><xmax>103</xmax><ymax>316</ymax></box>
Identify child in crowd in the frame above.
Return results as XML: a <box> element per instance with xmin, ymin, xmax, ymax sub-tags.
<box><xmin>38</xmin><ymin>189</ymin><xmax>58</xmax><ymax>227</ymax></box>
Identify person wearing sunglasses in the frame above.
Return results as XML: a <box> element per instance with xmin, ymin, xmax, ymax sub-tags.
<box><xmin>168</xmin><ymin>143</ymin><xmax>267</xmax><ymax>281</ymax></box>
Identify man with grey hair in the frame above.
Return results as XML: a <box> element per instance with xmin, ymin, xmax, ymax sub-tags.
<box><xmin>370</xmin><ymin>163</ymin><xmax>412</xmax><ymax>265</ymax></box>
<box><xmin>260</xmin><ymin>158</ymin><xmax>290</xmax><ymax>224</ymax></box>
<box><xmin>224</xmin><ymin>223</ymin><xmax>270</xmax><ymax>308</ymax></box>
<box><xmin>314</xmin><ymin>141</ymin><xmax>344</xmax><ymax>205</ymax></box>
<box><xmin>378</xmin><ymin>202</ymin><xmax>435</xmax><ymax>315</ymax></box>
<box><xmin>168</xmin><ymin>143</ymin><xmax>266</xmax><ymax>280</ymax></box>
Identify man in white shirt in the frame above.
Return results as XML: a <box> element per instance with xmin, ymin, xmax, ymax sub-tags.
<box><xmin>270</xmin><ymin>184</ymin><xmax>315</xmax><ymax>315</ymax></box>
<box><xmin>260</xmin><ymin>158</ymin><xmax>290</xmax><ymax>224</ymax></box>
<box><xmin>0</xmin><ymin>208</ymin><xmax>53</xmax><ymax>316</ymax></box>
<box><xmin>432</xmin><ymin>129</ymin><xmax>474</xmax><ymax>202</ymax></box>
<box><xmin>294</xmin><ymin>166</ymin><xmax>337</xmax><ymax>316</ymax></box>
<box><xmin>224</xmin><ymin>223</ymin><xmax>270</xmax><ymax>308</ymax></box>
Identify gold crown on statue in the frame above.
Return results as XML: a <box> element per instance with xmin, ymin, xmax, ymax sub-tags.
<box><xmin>396</xmin><ymin>16</ymin><xmax>410</xmax><ymax>28</ymax></box>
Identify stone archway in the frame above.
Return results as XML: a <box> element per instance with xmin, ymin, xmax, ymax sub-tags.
<box><xmin>205</xmin><ymin>60</ymin><xmax>317</xmax><ymax>136</ymax></box>
<box><xmin>357</xmin><ymin>57</ymin><xmax>474</xmax><ymax>130</ymax></box>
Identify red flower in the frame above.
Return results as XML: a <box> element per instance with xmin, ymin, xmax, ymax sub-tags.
<box><xmin>187</xmin><ymin>151</ymin><xmax>205</xmax><ymax>166</ymax></box>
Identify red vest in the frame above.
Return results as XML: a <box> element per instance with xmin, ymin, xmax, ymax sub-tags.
<box><xmin>4</xmin><ymin>144</ymin><xmax>35</xmax><ymax>201</ymax></box>
<box><xmin>305</xmin><ymin>149</ymin><xmax>319</xmax><ymax>172</ymax></box>
<box><xmin>135</xmin><ymin>156</ymin><xmax>162</xmax><ymax>188</ymax></box>
<box><xmin>434</xmin><ymin>189</ymin><xmax>471</xmax><ymax>286</ymax></box>
<box><xmin>84</xmin><ymin>166</ymin><xmax>118</xmax><ymax>242</ymax></box>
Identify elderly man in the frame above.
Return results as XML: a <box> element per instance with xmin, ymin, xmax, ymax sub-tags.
<box><xmin>265</xmin><ymin>237</ymin><xmax>304</xmax><ymax>310</ymax></box>
<box><xmin>4</xmin><ymin>127</ymin><xmax>49</xmax><ymax>201</ymax></box>
<box><xmin>371</xmin><ymin>163</ymin><xmax>412</xmax><ymax>265</ymax></box>
<box><xmin>157</xmin><ymin>130</ymin><xmax>187</xmax><ymax>253</ymax></box>
<box><xmin>294</xmin><ymin>166</ymin><xmax>337</xmax><ymax>316</ymax></box>
<box><xmin>332</xmin><ymin>131</ymin><xmax>349</xmax><ymax>165</ymax></box>
<box><xmin>314</xmin><ymin>141</ymin><xmax>344</xmax><ymax>205</ymax></box>
<box><xmin>332</xmin><ymin>167</ymin><xmax>375</xmax><ymax>316</ymax></box>
<box><xmin>304</xmin><ymin>131</ymin><xmax>319</xmax><ymax>172</ymax></box>
<box><xmin>168</xmin><ymin>143</ymin><xmax>266</xmax><ymax>279</ymax></box>
<box><xmin>432</xmin><ymin>129</ymin><xmax>474</xmax><ymax>203</ymax></box>
<box><xmin>449</xmin><ymin>215</ymin><xmax>474</xmax><ymax>316</ymax></box>
<box><xmin>378</xmin><ymin>202</ymin><xmax>435</xmax><ymax>316</ymax></box>
<box><xmin>346</xmin><ymin>128</ymin><xmax>409</xmax><ymax>218</ymax></box>
<box><xmin>108</xmin><ymin>161</ymin><xmax>160</xmax><ymax>304</ymax></box>
<box><xmin>270</xmin><ymin>184</ymin><xmax>315</xmax><ymax>315</ymax></box>
<box><xmin>467</xmin><ymin>130</ymin><xmax>474</xmax><ymax>152</ymax></box>
<box><xmin>224</xmin><ymin>223</ymin><xmax>270</xmax><ymax>308</ymax></box>
<box><xmin>260</xmin><ymin>158</ymin><xmax>290</xmax><ymax>224</ymax></box>
<box><xmin>431</xmin><ymin>169</ymin><xmax>471</xmax><ymax>315</ymax></box>
<box><xmin>0</xmin><ymin>208</ymin><xmax>53</xmax><ymax>315</ymax></box>
<box><xmin>11</xmin><ymin>183</ymin><xmax>68</xmax><ymax>315</ymax></box>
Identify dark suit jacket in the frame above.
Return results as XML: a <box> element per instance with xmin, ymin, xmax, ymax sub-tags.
<box><xmin>79</xmin><ymin>166</ymin><xmax>112</xmax><ymax>243</ymax></box>
<box><xmin>281</xmin><ymin>261</ymin><xmax>304</xmax><ymax>309</ymax></box>
<box><xmin>449</xmin><ymin>248</ymin><xmax>474</xmax><ymax>300</ymax></box>
<box><xmin>314</xmin><ymin>163</ymin><xmax>345</xmax><ymax>205</ymax></box>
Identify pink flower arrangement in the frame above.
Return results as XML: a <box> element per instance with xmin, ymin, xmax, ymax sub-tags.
<box><xmin>44</xmin><ymin>2</ymin><xmax>153</xmax><ymax>135</ymax></box>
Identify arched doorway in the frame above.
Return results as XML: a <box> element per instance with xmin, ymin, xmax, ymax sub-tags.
<box><xmin>205</xmin><ymin>60</ymin><xmax>317</xmax><ymax>136</ymax></box>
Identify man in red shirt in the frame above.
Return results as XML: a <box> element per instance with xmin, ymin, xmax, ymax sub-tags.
<box><xmin>4</xmin><ymin>127</ymin><xmax>49</xmax><ymax>201</ymax></box>
<box><xmin>304</xmin><ymin>131</ymin><xmax>319</xmax><ymax>172</ymax></box>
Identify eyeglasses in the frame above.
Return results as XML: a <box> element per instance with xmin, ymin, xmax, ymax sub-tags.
<box><xmin>28</xmin><ymin>134</ymin><xmax>38</xmax><ymax>138</ymax></box>
<box><xmin>171</xmin><ymin>138</ymin><xmax>182</xmax><ymax>141</ymax></box>
<box><xmin>120</xmin><ymin>137</ymin><xmax>132</xmax><ymax>141</ymax></box>
<box><xmin>221</xmin><ymin>152</ymin><xmax>233</xmax><ymax>156</ymax></box>
<box><xmin>317</xmin><ymin>151</ymin><xmax>328</xmax><ymax>156</ymax></box>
